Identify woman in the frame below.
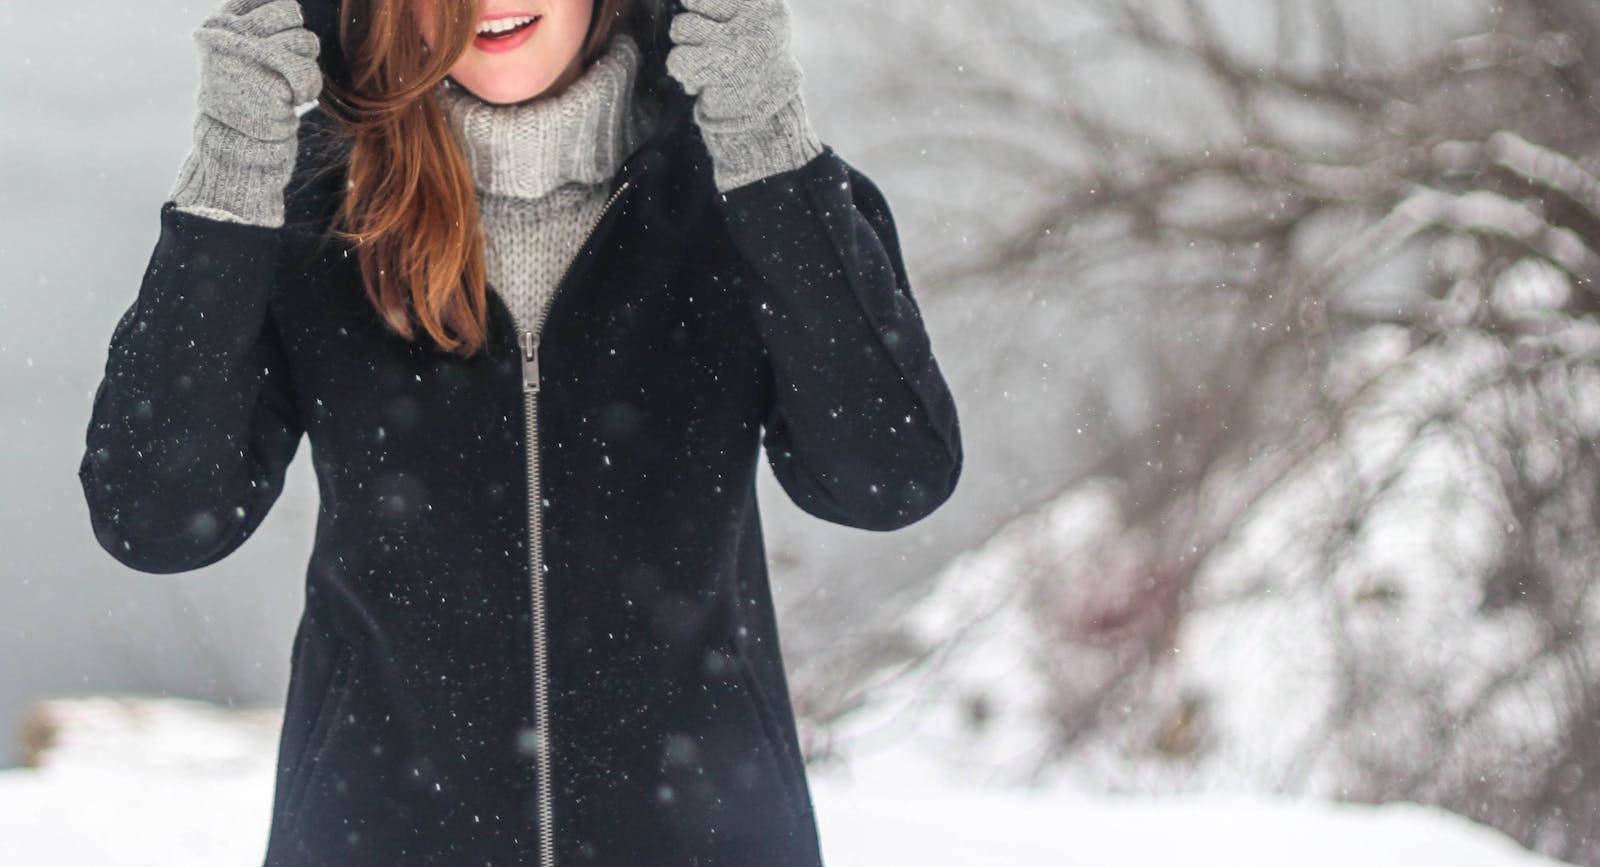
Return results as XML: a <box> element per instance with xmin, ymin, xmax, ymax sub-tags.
<box><xmin>77</xmin><ymin>0</ymin><xmax>963</xmax><ymax>863</ymax></box>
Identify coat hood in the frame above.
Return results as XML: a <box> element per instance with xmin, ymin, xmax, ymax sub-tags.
<box><xmin>297</xmin><ymin>0</ymin><xmax>688</xmax><ymax>120</ymax></box>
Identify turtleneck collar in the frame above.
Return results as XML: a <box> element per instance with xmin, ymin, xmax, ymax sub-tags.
<box><xmin>435</xmin><ymin>31</ymin><xmax>650</xmax><ymax>201</ymax></box>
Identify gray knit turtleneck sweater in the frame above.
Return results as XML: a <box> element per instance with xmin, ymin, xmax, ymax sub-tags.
<box><xmin>434</xmin><ymin>32</ymin><xmax>657</xmax><ymax>336</ymax></box>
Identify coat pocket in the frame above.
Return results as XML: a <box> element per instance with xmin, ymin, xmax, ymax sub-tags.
<box><xmin>728</xmin><ymin>645</ymin><xmax>809</xmax><ymax>806</ymax></box>
<box><xmin>652</xmin><ymin>646</ymin><xmax>798</xmax><ymax>842</ymax></box>
<box><xmin>282</xmin><ymin>636</ymin><xmax>358</xmax><ymax>837</ymax></box>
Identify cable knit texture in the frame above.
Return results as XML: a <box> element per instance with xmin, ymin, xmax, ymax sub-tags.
<box><xmin>434</xmin><ymin>32</ymin><xmax>654</xmax><ymax>333</ymax></box>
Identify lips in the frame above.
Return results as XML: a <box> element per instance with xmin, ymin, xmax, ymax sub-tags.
<box><xmin>473</xmin><ymin>15</ymin><xmax>540</xmax><ymax>53</ymax></box>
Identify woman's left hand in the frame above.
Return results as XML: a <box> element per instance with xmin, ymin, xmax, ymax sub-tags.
<box><xmin>665</xmin><ymin>0</ymin><xmax>824</xmax><ymax>192</ymax></box>
<box><xmin>665</xmin><ymin>0</ymin><xmax>803</xmax><ymax>126</ymax></box>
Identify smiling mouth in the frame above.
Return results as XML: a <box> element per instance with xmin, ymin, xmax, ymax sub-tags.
<box><xmin>476</xmin><ymin>15</ymin><xmax>541</xmax><ymax>41</ymax></box>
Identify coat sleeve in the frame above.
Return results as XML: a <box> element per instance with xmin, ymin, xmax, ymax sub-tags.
<box><xmin>77</xmin><ymin>201</ymin><xmax>304</xmax><ymax>574</ymax></box>
<box><xmin>718</xmin><ymin>144</ymin><xmax>964</xmax><ymax>532</ymax></box>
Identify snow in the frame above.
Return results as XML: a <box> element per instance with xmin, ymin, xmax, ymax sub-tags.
<box><xmin>0</xmin><ymin>696</ymin><xmax>1573</xmax><ymax>866</ymax></box>
<box><xmin>811</xmin><ymin>778</ymin><xmax>1571</xmax><ymax>867</ymax></box>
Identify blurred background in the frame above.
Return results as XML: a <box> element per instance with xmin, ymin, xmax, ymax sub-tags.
<box><xmin>6</xmin><ymin>0</ymin><xmax>1600</xmax><ymax>864</ymax></box>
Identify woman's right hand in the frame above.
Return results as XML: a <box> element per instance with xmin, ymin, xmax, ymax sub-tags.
<box><xmin>168</xmin><ymin>0</ymin><xmax>323</xmax><ymax>228</ymax></box>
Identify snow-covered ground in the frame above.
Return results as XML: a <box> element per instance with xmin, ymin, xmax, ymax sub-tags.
<box><xmin>0</xmin><ymin>696</ymin><xmax>1573</xmax><ymax>867</ymax></box>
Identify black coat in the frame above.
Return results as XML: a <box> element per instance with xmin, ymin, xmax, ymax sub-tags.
<box><xmin>77</xmin><ymin>2</ymin><xmax>963</xmax><ymax>864</ymax></box>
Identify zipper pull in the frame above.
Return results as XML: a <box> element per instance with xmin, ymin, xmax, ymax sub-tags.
<box><xmin>520</xmin><ymin>329</ymin><xmax>539</xmax><ymax>392</ymax></box>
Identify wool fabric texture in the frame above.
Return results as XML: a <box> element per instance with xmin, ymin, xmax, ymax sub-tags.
<box><xmin>169</xmin><ymin>0</ymin><xmax>323</xmax><ymax>228</ymax></box>
<box><xmin>434</xmin><ymin>31</ymin><xmax>656</xmax><ymax>333</ymax></box>
<box><xmin>666</xmin><ymin>0</ymin><xmax>825</xmax><ymax>192</ymax></box>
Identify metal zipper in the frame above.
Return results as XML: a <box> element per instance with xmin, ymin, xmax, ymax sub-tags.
<box><xmin>518</xmin><ymin>177</ymin><xmax>632</xmax><ymax>867</ymax></box>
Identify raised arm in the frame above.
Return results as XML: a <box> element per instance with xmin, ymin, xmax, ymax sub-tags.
<box><xmin>720</xmin><ymin>147</ymin><xmax>964</xmax><ymax>532</ymax></box>
<box><xmin>77</xmin><ymin>0</ymin><xmax>321</xmax><ymax>572</ymax></box>
<box><xmin>666</xmin><ymin>0</ymin><xmax>963</xmax><ymax>531</ymax></box>
<box><xmin>79</xmin><ymin>207</ymin><xmax>304</xmax><ymax>573</ymax></box>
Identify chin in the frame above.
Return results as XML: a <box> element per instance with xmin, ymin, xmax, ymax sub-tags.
<box><xmin>447</xmin><ymin>52</ymin><xmax>549</xmax><ymax>101</ymax></box>
<box><xmin>461</xmin><ymin>77</ymin><xmax>553</xmax><ymax>106</ymax></box>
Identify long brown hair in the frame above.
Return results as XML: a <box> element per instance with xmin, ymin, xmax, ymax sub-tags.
<box><xmin>319</xmin><ymin>0</ymin><xmax>644</xmax><ymax>359</ymax></box>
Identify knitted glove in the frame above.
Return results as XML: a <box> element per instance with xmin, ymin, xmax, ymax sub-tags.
<box><xmin>168</xmin><ymin>0</ymin><xmax>322</xmax><ymax>228</ymax></box>
<box><xmin>665</xmin><ymin>0</ymin><xmax>824</xmax><ymax>193</ymax></box>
